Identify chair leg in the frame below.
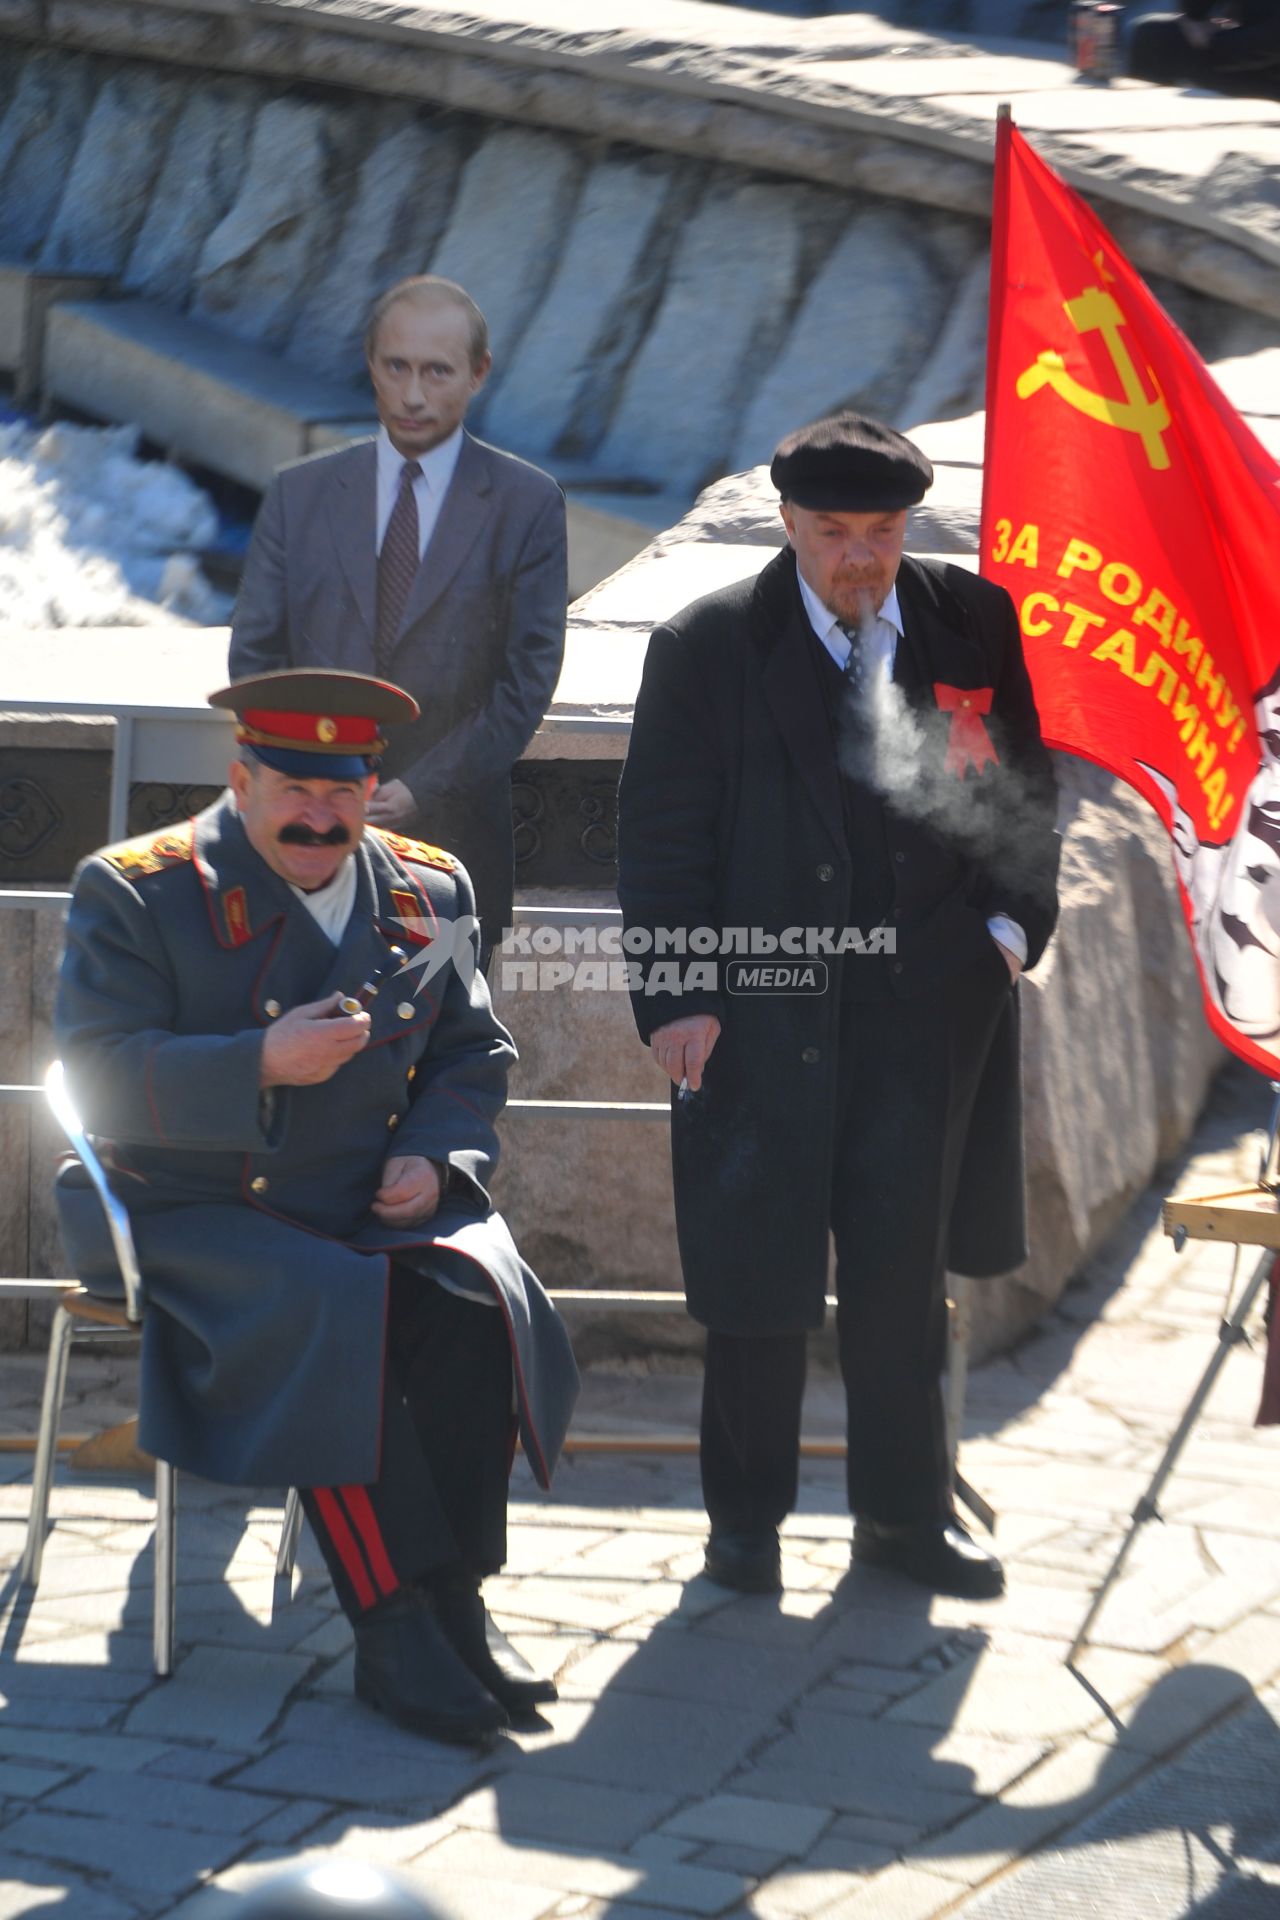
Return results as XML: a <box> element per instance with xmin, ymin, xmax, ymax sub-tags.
<box><xmin>153</xmin><ymin>1459</ymin><xmax>176</xmax><ymax>1679</ymax></box>
<box><xmin>19</xmin><ymin>1306</ymin><xmax>75</xmax><ymax>1588</ymax></box>
<box><xmin>277</xmin><ymin>1487</ymin><xmax>303</xmax><ymax>1579</ymax></box>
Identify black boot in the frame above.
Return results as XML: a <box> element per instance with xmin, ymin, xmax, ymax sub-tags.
<box><xmin>431</xmin><ymin>1570</ymin><xmax>558</xmax><ymax>1716</ymax></box>
<box><xmin>852</xmin><ymin>1516</ymin><xmax>1004</xmax><ymax>1599</ymax></box>
<box><xmin>703</xmin><ymin>1528</ymin><xmax>782</xmax><ymax>1594</ymax></box>
<box><xmin>353</xmin><ymin>1589</ymin><xmax>509</xmax><ymax>1744</ymax></box>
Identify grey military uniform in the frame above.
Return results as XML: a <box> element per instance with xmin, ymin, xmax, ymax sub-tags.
<box><xmin>54</xmin><ymin>793</ymin><xmax>578</xmax><ymax>1490</ymax></box>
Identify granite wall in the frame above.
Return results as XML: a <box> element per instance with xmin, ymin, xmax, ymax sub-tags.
<box><xmin>2</xmin><ymin>37</ymin><xmax>1278</xmax><ymax>518</ymax></box>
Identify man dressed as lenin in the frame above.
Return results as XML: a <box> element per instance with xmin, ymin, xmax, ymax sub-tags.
<box><xmin>55</xmin><ymin>669</ymin><xmax>578</xmax><ymax>1745</ymax></box>
<box><xmin>618</xmin><ymin>414</ymin><xmax>1060</xmax><ymax>1599</ymax></box>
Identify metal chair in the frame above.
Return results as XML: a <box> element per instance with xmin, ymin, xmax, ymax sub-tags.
<box><xmin>20</xmin><ymin>1061</ymin><xmax>303</xmax><ymax>1677</ymax></box>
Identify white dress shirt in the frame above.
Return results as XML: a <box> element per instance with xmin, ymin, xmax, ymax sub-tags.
<box><xmin>375</xmin><ymin>425</ymin><xmax>464</xmax><ymax>561</ymax></box>
<box><xmin>796</xmin><ymin>565</ymin><xmax>1027</xmax><ymax>967</ymax></box>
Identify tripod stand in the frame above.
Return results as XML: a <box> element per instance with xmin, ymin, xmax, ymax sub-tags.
<box><xmin>1067</xmin><ymin>1082</ymin><xmax>1279</xmax><ymax>1666</ymax></box>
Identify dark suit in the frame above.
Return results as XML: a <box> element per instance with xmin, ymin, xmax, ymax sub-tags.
<box><xmin>229</xmin><ymin>433</ymin><xmax>568</xmax><ymax>945</ymax></box>
<box><xmin>617</xmin><ymin>547</ymin><xmax>1060</xmax><ymax>1527</ymax></box>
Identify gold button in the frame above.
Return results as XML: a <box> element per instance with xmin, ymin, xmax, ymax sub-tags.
<box><xmin>264</xmin><ymin>999</ymin><xmax>281</xmax><ymax>1019</ymax></box>
<box><xmin>387</xmin><ymin>1113</ymin><xmax>400</xmax><ymax>1129</ymax></box>
<box><xmin>251</xmin><ymin>1176</ymin><xmax>268</xmax><ymax>1194</ymax></box>
<box><xmin>962</xmin><ymin>698</ymin><xmax>971</xmax><ymax>708</ymax></box>
<box><xmin>397</xmin><ymin>1002</ymin><xmax>414</xmax><ymax>1021</ymax></box>
<box><xmin>407</xmin><ymin>1065</ymin><xmax>416</xmax><ymax>1082</ymax></box>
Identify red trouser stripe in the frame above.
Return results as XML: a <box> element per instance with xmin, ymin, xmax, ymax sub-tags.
<box><xmin>338</xmin><ymin>1485</ymin><xmax>400</xmax><ymax>1600</ymax></box>
<box><xmin>311</xmin><ymin>1488</ymin><xmax>377</xmax><ymax>1611</ymax></box>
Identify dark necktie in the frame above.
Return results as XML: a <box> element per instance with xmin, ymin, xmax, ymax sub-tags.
<box><xmin>375</xmin><ymin>460</ymin><xmax>422</xmax><ymax>675</ymax></box>
<box><xmin>836</xmin><ymin>620</ymin><xmax>875</xmax><ymax>771</ymax></box>
<box><xmin>838</xmin><ymin>621</ymin><xmax>865</xmax><ymax>691</ymax></box>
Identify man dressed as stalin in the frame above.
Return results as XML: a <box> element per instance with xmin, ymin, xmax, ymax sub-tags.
<box><xmin>54</xmin><ymin>669</ymin><xmax>579</xmax><ymax>1747</ymax></box>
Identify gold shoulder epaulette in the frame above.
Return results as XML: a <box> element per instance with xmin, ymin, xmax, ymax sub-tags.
<box><xmin>101</xmin><ymin>821</ymin><xmax>196</xmax><ymax>878</ymax></box>
<box><xmin>372</xmin><ymin>827</ymin><xmax>457</xmax><ymax>873</ymax></box>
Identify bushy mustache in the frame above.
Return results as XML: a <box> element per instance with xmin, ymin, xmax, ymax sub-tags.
<box><xmin>277</xmin><ymin>823</ymin><xmax>351</xmax><ymax>848</ymax></box>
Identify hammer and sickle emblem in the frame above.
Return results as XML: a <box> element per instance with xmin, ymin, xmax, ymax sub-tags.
<box><xmin>1015</xmin><ymin>285</ymin><xmax>1171</xmax><ymax>472</ymax></box>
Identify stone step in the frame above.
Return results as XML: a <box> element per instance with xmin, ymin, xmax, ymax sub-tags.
<box><xmin>41</xmin><ymin>298</ymin><xmax>377</xmax><ymax>491</ymax></box>
<box><xmin>0</xmin><ymin>263</ymin><xmax>107</xmax><ymax>403</ymax></box>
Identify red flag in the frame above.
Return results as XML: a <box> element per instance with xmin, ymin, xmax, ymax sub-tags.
<box><xmin>982</xmin><ymin>116</ymin><xmax>1280</xmax><ymax>1074</ymax></box>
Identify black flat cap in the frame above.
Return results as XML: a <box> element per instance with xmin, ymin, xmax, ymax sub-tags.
<box><xmin>771</xmin><ymin>411</ymin><xmax>933</xmax><ymax>512</ymax></box>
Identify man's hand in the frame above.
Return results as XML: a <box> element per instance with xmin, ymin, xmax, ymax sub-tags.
<box><xmin>367</xmin><ymin>779</ymin><xmax>417</xmax><ymax>828</ymax></box>
<box><xmin>260</xmin><ymin>993</ymin><xmax>371</xmax><ymax>1088</ymax></box>
<box><xmin>372</xmin><ymin>1155</ymin><xmax>442</xmax><ymax>1226</ymax></box>
<box><xmin>993</xmin><ymin>939</ymin><xmax>1023</xmax><ymax>983</ymax></box>
<box><xmin>650</xmin><ymin>1014</ymin><xmax>722</xmax><ymax>1092</ymax></box>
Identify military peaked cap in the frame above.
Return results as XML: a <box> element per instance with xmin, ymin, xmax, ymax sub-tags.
<box><xmin>209</xmin><ymin>669</ymin><xmax>420</xmax><ymax>779</ymax></box>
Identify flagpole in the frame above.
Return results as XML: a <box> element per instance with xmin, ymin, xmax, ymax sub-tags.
<box><xmin>979</xmin><ymin>105</ymin><xmax>1014</xmax><ymax>570</ymax></box>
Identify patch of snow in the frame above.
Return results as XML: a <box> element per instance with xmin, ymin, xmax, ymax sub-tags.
<box><xmin>0</xmin><ymin>418</ymin><xmax>231</xmax><ymax>627</ymax></box>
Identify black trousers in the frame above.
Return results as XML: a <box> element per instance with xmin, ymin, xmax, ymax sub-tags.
<box><xmin>700</xmin><ymin>947</ymin><xmax>1011</xmax><ymax>1533</ymax></box>
<box><xmin>301</xmin><ymin>1263</ymin><xmax>514</xmax><ymax>1619</ymax></box>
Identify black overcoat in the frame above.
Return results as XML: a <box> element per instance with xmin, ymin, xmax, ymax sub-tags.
<box><xmin>617</xmin><ymin>548</ymin><xmax>1060</xmax><ymax>1336</ymax></box>
<box><xmin>54</xmin><ymin>797</ymin><xmax>579</xmax><ymax>1488</ymax></box>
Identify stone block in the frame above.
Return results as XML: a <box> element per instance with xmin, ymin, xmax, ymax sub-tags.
<box><xmin>225</xmin><ymin>1739</ymin><xmax>486</xmax><ymax>1811</ymax></box>
<box><xmin>911</xmin><ymin>1735</ymin><xmax>1152</xmax><ymax>1887</ymax></box>
<box><xmin>43</xmin><ymin>1769</ymin><xmax>284</xmax><ymax>1836</ymax></box>
<box><xmin>42</xmin><ymin>301</ymin><xmax>380</xmax><ymax>491</ymax></box>
<box><xmin>0</xmin><ymin>51</ymin><xmax>96</xmax><ymax>262</ymax></box>
<box><xmin>731</xmin><ymin>209</ymin><xmax>955</xmax><ymax>471</ymax></box>
<box><xmin>662</xmin><ymin>1795</ymin><xmax>832</xmax><ymax>1855</ymax></box>
<box><xmin>0</xmin><ymin>266</ymin><xmax>109</xmax><ymax>400</ymax></box>
<box><xmin>422</xmin><ymin>1832</ymin><xmax>748</xmax><ymax>1914</ymax></box>
<box><xmin>0</xmin><ymin>712</ymin><xmax>114</xmax><ymax>884</ymax></box>
<box><xmin>447</xmin><ymin>1777</ymin><xmax>681</xmax><ymax>1851</ymax></box>
<box><xmin>0</xmin><ymin>1870</ymin><xmax>141</xmax><ymax>1920</ymax></box>
<box><xmin>485</xmin><ymin>150</ymin><xmax>683</xmax><ymax>459</ymax></box>
<box><xmin>123</xmin><ymin>1644</ymin><xmax>311</xmax><ymax>1746</ymax></box>
<box><xmin>124</xmin><ymin>80</ymin><xmax>260</xmax><ymax>307</ymax></box>
<box><xmin>491</xmin><ymin>1101</ymin><xmax>678</xmax><ymax>1302</ymax></box>
<box><xmin>564</xmin><ymin>498</ymin><xmax>655</xmax><ymax>603</ymax></box>
<box><xmin>751</xmin><ymin>1847</ymin><xmax>898</xmax><ymax>1919</ymax></box>
<box><xmin>898</xmin><ymin>255</ymin><xmax>991</xmax><ymax>430</ymax></box>
<box><xmin>165</xmin><ymin>1854</ymin><xmax>565</xmax><ymax>1920</ymax></box>
<box><xmin>193</xmin><ymin>97</ymin><xmax>360</xmax><ymax>350</ymax></box>
<box><xmin>39</xmin><ymin>65</ymin><xmax>186</xmax><ymax>276</ymax></box>
<box><xmin>597</xmin><ymin>179</ymin><xmax>808</xmax><ymax>493</ymax></box>
<box><xmin>428</xmin><ymin>126</ymin><xmax>583</xmax><ymax>376</ymax></box>
<box><xmin>493</xmin><ymin>908</ymin><xmax>666</xmax><ymax>1103</ymax></box>
<box><xmin>0</xmin><ymin>1726</ymin><xmax>173</xmax><ymax>1777</ymax></box>
<box><xmin>288</xmin><ymin>113</ymin><xmax>464</xmax><ymax>383</ymax></box>
<box><xmin>0</xmin><ymin>1806</ymin><xmax>243</xmax><ymax>1898</ymax></box>
<box><xmin>0</xmin><ymin>1757</ymin><xmax>71</xmax><ymax>1801</ymax></box>
<box><xmin>503</xmin><ymin>1688</ymin><xmax>770</xmax><ymax>1796</ymax></box>
<box><xmin>813</xmin><ymin>1863</ymin><xmax>964</xmax><ymax>1920</ymax></box>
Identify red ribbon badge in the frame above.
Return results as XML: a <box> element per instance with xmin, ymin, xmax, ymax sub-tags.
<box><xmin>933</xmin><ymin>684</ymin><xmax>999</xmax><ymax>778</ymax></box>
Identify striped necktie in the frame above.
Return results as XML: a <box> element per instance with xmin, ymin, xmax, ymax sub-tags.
<box><xmin>375</xmin><ymin>459</ymin><xmax>422</xmax><ymax>675</ymax></box>
<box><xmin>837</xmin><ymin>622</ymin><xmax>865</xmax><ymax>691</ymax></box>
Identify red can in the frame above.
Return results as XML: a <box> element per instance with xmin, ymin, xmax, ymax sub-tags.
<box><xmin>1071</xmin><ymin>0</ymin><xmax>1120</xmax><ymax>80</ymax></box>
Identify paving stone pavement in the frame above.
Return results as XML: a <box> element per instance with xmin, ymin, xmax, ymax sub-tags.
<box><xmin>0</xmin><ymin>1060</ymin><xmax>1278</xmax><ymax>1916</ymax></box>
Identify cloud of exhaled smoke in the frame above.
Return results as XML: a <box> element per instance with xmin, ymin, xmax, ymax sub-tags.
<box><xmin>835</xmin><ymin>606</ymin><xmax>1047</xmax><ymax>880</ymax></box>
